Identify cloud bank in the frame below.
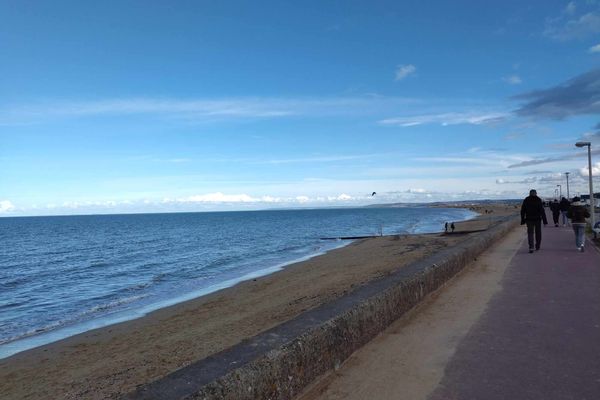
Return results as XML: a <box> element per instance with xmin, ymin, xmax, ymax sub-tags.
<box><xmin>513</xmin><ymin>68</ymin><xmax>600</xmax><ymax>119</ymax></box>
<box><xmin>507</xmin><ymin>149</ymin><xmax>600</xmax><ymax>168</ymax></box>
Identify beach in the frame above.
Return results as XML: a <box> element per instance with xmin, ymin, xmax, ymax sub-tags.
<box><xmin>0</xmin><ymin>204</ymin><xmax>517</xmax><ymax>400</ymax></box>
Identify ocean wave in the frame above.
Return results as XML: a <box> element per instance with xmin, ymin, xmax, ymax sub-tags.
<box><xmin>0</xmin><ymin>319</ymin><xmax>68</xmax><ymax>346</ymax></box>
<box><xmin>81</xmin><ymin>294</ymin><xmax>148</xmax><ymax>315</ymax></box>
<box><xmin>89</xmin><ymin>260</ymin><xmax>109</xmax><ymax>268</ymax></box>
<box><xmin>0</xmin><ymin>293</ymin><xmax>149</xmax><ymax>346</ymax></box>
<box><xmin>0</xmin><ymin>275</ymin><xmax>33</xmax><ymax>289</ymax></box>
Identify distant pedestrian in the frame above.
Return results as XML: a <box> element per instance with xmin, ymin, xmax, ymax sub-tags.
<box><xmin>549</xmin><ymin>199</ymin><xmax>561</xmax><ymax>227</ymax></box>
<box><xmin>451</xmin><ymin>222</ymin><xmax>455</xmax><ymax>232</ymax></box>
<box><xmin>559</xmin><ymin>197</ymin><xmax>570</xmax><ymax>226</ymax></box>
<box><xmin>567</xmin><ymin>196</ymin><xmax>590</xmax><ymax>252</ymax></box>
<box><xmin>521</xmin><ymin>189</ymin><xmax>548</xmax><ymax>253</ymax></box>
<box><xmin>445</xmin><ymin>222</ymin><xmax>448</xmax><ymax>233</ymax></box>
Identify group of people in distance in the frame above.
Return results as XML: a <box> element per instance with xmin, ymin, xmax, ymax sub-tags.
<box><xmin>549</xmin><ymin>197</ymin><xmax>571</xmax><ymax>227</ymax></box>
<box><xmin>521</xmin><ymin>189</ymin><xmax>591</xmax><ymax>253</ymax></box>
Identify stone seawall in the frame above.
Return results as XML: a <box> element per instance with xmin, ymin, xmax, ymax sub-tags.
<box><xmin>126</xmin><ymin>216</ymin><xmax>519</xmax><ymax>400</ymax></box>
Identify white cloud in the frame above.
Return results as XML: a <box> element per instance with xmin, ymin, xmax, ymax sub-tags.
<box><xmin>260</xmin><ymin>196</ymin><xmax>281</xmax><ymax>203</ymax></box>
<box><xmin>166</xmin><ymin>158</ymin><xmax>192</xmax><ymax>163</ymax></box>
<box><xmin>504</xmin><ymin>132</ymin><xmax>524</xmax><ymax>140</ymax></box>
<box><xmin>173</xmin><ymin>193</ymin><xmax>259</xmax><ymax>203</ymax></box>
<box><xmin>566</xmin><ymin>1</ymin><xmax>577</xmax><ymax>15</ymax></box>
<box><xmin>495</xmin><ymin>177</ymin><xmax>537</xmax><ymax>184</ymax></box>
<box><xmin>379</xmin><ymin>111</ymin><xmax>507</xmax><ymax>127</ymax></box>
<box><xmin>538</xmin><ymin>173</ymin><xmax>566</xmax><ymax>182</ymax></box>
<box><xmin>414</xmin><ymin>157</ymin><xmax>497</xmax><ymax>165</ymax></box>
<box><xmin>544</xmin><ymin>11</ymin><xmax>600</xmax><ymax>40</ymax></box>
<box><xmin>0</xmin><ymin>96</ymin><xmax>420</xmax><ymax>125</ymax></box>
<box><xmin>407</xmin><ymin>188</ymin><xmax>427</xmax><ymax>193</ymax></box>
<box><xmin>395</xmin><ymin>64</ymin><xmax>416</xmax><ymax>81</ymax></box>
<box><xmin>254</xmin><ymin>153</ymin><xmax>382</xmax><ymax>165</ymax></box>
<box><xmin>334</xmin><ymin>193</ymin><xmax>353</xmax><ymax>201</ymax></box>
<box><xmin>0</xmin><ymin>200</ymin><xmax>15</xmax><ymax>213</ymax></box>
<box><xmin>589</xmin><ymin>43</ymin><xmax>600</xmax><ymax>52</ymax></box>
<box><xmin>4</xmin><ymin>98</ymin><xmax>294</xmax><ymax>121</ymax></box>
<box><xmin>167</xmin><ymin>193</ymin><xmax>354</xmax><ymax>204</ymax></box>
<box><xmin>503</xmin><ymin>75</ymin><xmax>522</xmax><ymax>85</ymax></box>
<box><xmin>580</xmin><ymin>161</ymin><xmax>600</xmax><ymax>176</ymax></box>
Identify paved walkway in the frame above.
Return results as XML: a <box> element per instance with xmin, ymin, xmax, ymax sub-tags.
<box><xmin>430</xmin><ymin>225</ymin><xmax>600</xmax><ymax>400</ymax></box>
<box><xmin>298</xmin><ymin>224</ymin><xmax>600</xmax><ymax>400</ymax></box>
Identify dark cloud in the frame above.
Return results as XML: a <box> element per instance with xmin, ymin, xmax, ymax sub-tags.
<box><xmin>580</xmin><ymin>128</ymin><xmax>600</xmax><ymax>143</ymax></box>
<box><xmin>513</xmin><ymin>68</ymin><xmax>600</xmax><ymax>119</ymax></box>
<box><xmin>523</xmin><ymin>170</ymin><xmax>553</xmax><ymax>175</ymax></box>
<box><xmin>507</xmin><ymin>149</ymin><xmax>600</xmax><ymax>168</ymax></box>
<box><xmin>537</xmin><ymin>175</ymin><xmax>563</xmax><ymax>183</ymax></box>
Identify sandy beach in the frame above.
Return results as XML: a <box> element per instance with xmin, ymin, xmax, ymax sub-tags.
<box><xmin>0</xmin><ymin>204</ymin><xmax>517</xmax><ymax>400</ymax></box>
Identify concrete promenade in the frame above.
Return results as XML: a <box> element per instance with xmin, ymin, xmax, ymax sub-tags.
<box><xmin>430</xmin><ymin>225</ymin><xmax>600</xmax><ymax>399</ymax></box>
<box><xmin>299</xmin><ymin>224</ymin><xmax>600</xmax><ymax>400</ymax></box>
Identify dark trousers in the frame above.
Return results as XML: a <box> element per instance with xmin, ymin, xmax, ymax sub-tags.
<box><xmin>552</xmin><ymin>212</ymin><xmax>560</xmax><ymax>224</ymax></box>
<box><xmin>526</xmin><ymin>220</ymin><xmax>542</xmax><ymax>250</ymax></box>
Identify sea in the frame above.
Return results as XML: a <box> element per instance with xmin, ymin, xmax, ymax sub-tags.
<box><xmin>0</xmin><ymin>206</ymin><xmax>476</xmax><ymax>358</ymax></box>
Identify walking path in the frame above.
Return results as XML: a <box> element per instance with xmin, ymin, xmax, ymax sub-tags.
<box><xmin>297</xmin><ymin>224</ymin><xmax>600</xmax><ymax>400</ymax></box>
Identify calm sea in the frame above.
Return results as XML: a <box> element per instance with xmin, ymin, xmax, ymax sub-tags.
<box><xmin>0</xmin><ymin>207</ymin><xmax>476</xmax><ymax>358</ymax></box>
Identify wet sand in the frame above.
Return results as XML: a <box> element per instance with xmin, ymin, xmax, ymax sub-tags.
<box><xmin>0</xmin><ymin>204</ymin><xmax>517</xmax><ymax>400</ymax></box>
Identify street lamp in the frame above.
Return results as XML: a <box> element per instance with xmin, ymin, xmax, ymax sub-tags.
<box><xmin>557</xmin><ymin>184</ymin><xmax>562</xmax><ymax>198</ymax></box>
<box><xmin>565</xmin><ymin>172</ymin><xmax>570</xmax><ymax>199</ymax></box>
<box><xmin>575</xmin><ymin>141</ymin><xmax>595</xmax><ymax>230</ymax></box>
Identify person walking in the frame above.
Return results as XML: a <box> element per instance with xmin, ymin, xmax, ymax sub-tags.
<box><xmin>567</xmin><ymin>196</ymin><xmax>590</xmax><ymax>252</ymax></box>
<box><xmin>559</xmin><ymin>197</ymin><xmax>570</xmax><ymax>226</ymax></box>
<box><xmin>550</xmin><ymin>199</ymin><xmax>561</xmax><ymax>227</ymax></box>
<box><xmin>521</xmin><ymin>189</ymin><xmax>548</xmax><ymax>253</ymax></box>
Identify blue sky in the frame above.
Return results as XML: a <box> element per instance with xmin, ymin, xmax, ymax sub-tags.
<box><xmin>1</xmin><ymin>0</ymin><xmax>600</xmax><ymax>216</ymax></box>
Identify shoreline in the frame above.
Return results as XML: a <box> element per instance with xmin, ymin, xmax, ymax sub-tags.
<box><xmin>0</xmin><ymin>239</ymin><xmax>352</xmax><ymax>360</ymax></box>
<box><xmin>0</xmin><ymin>207</ymin><xmax>477</xmax><ymax>360</ymax></box>
<box><xmin>0</xmin><ymin>204</ymin><xmax>516</xmax><ymax>400</ymax></box>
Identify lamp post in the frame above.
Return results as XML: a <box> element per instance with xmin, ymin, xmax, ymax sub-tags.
<box><xmin>575</xmin><ymin>141</ymin><xmax>595</xmax><ymax>230</ymax></box>
<box><xmin>565</xmin><ymin>172</ymin><xmax>570</xmax><ymax>199</ymax></box>
<box><xmin>557</xmin><ymin>184</ymin><xmax>562</xmax><ymax>198</ymax></box>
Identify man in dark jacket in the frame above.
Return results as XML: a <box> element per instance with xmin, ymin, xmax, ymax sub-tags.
<box><xmin>549</xmin><ymin>199</ymin><xmax>561</xmax><ymax>227</ymax></box>
<box><xmin>559</xmin><ymin>197</ymin><xmax>570</xmax><ymax>226</ymax></box>
<box><xmin>521</xmin><ymin>189</ymin><xmax>548</xmax><ymax>253</ymax></box>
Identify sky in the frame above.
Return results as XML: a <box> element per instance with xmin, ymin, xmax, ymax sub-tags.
<box><xmin>1</xmin><ymin>0</ymin><xmax>600</xmax><ymax>216</ymax></box>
